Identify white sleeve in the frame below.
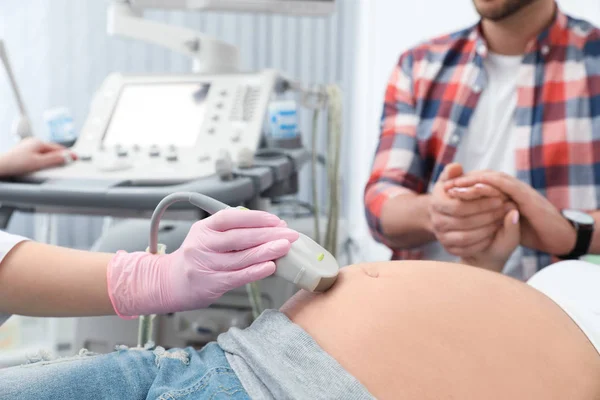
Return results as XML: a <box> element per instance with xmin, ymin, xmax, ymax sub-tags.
<box><xmin>0</xmin><ymin>231</ymin><xmax>29</xmax><ymax>262</ymax></box>
<box><xmin>0</xmin><ymin>231</ymin><xmax>29</xmax><ymax>327</ymax></box>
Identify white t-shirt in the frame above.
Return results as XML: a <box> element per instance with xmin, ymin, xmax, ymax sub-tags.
<box><xmin>423</xmin><ymin>52</ymin><xmax>525</xmax><ymax>278</ymax></box>
<box><xmin>0</xmin><ymin>231</ymin><xmax>29</xmax><ymax>327</ymax></box>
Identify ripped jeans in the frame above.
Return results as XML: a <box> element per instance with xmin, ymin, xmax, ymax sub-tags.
<box><xmin>0</xmin><ymin>342</ymin><xmax>250</xmax><ymax>399</ymax></box>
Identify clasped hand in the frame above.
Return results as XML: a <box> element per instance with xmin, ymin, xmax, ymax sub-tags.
<box><xmin>429</xmin><ymin>164</ymin><xmax>518</xmax><ymax>271</ymax></box>
<box><xmin>444</xmin><ymin>169</ymin><xmax>576</xmax><ymax>256</ymax></box>
<box><xmin>433</xmin><ymin>164</ymin><xmax>577</xmax><ymax>271</ymax></box>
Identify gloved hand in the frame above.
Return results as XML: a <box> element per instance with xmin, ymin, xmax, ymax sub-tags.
<box><xmin>107</xmin><ymin>209</ymin><xmax>299</xmax><ymax>317</ymax></box>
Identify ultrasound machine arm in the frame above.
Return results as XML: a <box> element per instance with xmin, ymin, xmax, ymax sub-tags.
<box><xmin>108</xmin><ymin>1</ymin><xmax>239</xmax><ymax>74</ymax></box>
<box><xmin>108</xmin><ymin>0</ymin><xmax>335</xmax><ymax>74</ymax></box>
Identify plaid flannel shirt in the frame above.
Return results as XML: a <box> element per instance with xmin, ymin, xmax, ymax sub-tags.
<box><xmin>364</xmin><ymin>8</ymin><xmax>600</xmax><ymax>279</ymax></box>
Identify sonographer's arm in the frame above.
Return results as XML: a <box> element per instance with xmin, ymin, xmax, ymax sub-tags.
<box><xmin>0</xmin><ymin>240</ymin><xmax>116</xmax><ymax>317</ymax></box>
<box><xmin>0</xmin><ymin>137</ymin><xmax>76</xmax><ymax>177</ymax></box>
<box><xmin>0</xmin><ymin>209</ymin><xmax>298</xmax><ymax>318</ymax></box>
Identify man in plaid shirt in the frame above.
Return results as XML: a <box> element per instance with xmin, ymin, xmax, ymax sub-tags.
<box><xmin>364</xmin><ymin>0</ymin><xmax>600</xmax><ymax>280</ymax></box>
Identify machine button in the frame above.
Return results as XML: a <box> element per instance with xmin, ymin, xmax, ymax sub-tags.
<box><xmin>231</xmin><ymin>133</ymin><xmax>241</xmax><ymax>142</ymax></box>
<box><xmin>207</xmin><ymin>128</ymin><xmax>216</xmax><ymax>135</ymax></box>
<box><xmin>216</xmin><ymin>102</ymin><xmax>224</xmax><ymax>109</ymax></box>
<box><xmin>212</xmin><ymin>115</ymin><xmax>220</xmax><ymax>122</ymax></box>
<box><xmin>149</xmin><ymin>146</ymin><xmax>160</xmax><ymax>157</ymax></box>
<box><xmin>168</xmin><ymin>144</ymin><xmax>177</xmax><ymax>152</ymax></box>
<box><xmin>117</xmin><ymin>149</ymin><xmax>128</xmax><ymax>158</ymax></box>
<box><xmin>166</xmin><ymin>153</ymin><xmax>178</xmax><ymax>162</ymax></box>
<box><xmin>79</xmin><ymin>154</ymin><xmax>93</xmax><ymax>162</ymax></box>
<box><xmin>132</xmin><ymin>144</ymin><xmax>140</xmax><ymax>152</ymax></box>
<box><xmin>220</xmin><ymin>90</ymin><xmax>228</xmax><ymax>97</ymax></box>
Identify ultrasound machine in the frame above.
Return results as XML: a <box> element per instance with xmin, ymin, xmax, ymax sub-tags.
<box><xmin>0</xmin><ymin>0</ymin><xmax>343</xmax><ymax>356</ymax></box>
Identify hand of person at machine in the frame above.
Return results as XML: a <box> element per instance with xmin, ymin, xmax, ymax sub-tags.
<box><xmin>429</xmin><ymin>163</ymin><xmax>513</xmax><ymax>258</ymax></box>
<box><xmin>0</xmin><ymin>137</ymin><xmax>77</xmax><ymax>177</ymax></box>
<box><xmin>444</xmin><ymin>171</ymin><xmax>576</xmax><ymax>255</ymax></box>
<box><xmin>107</xmin><ymin>209</ymin><xmax>299</xmax><ymax>317</ymax></box>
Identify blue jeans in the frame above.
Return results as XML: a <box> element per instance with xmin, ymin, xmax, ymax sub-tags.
<box><xmin>0</xmin><ymin>342</ymin><xmax>250</xmax><ymax>399</ymax></box>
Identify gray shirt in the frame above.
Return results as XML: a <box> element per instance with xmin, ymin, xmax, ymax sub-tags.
<box><xmin>217</xmin><ymin>310</ymin><xmax>375</xmax><ymax>399</ymax></box>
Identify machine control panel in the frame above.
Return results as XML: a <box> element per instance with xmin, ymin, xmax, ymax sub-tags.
<box><xmin>27</xmin><ymin>70</ymin><xmax>280</xmax><ymax>184</ymax></box>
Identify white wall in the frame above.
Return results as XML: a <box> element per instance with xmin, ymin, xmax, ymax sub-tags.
<box><xmin>348</xmin><ymin>0</ymin><xmax>600</xmax><ymax>262</ymax></box>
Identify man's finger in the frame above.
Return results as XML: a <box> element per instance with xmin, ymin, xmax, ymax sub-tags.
<box><xmin>431</xmin><ymin>206</ymin><xmax>508</xmax><ymax>233</ymax></box>
<box><xmin>431</xmin><ymin>196</ymin><xmax>503</xmax><ymax>217</ymax></box>
<box><xmin>437</xmin><ymin>223</ymin><xmax>498</xmax><ymax>248</ymax></box>
<box><xmin>446</xmin><ymin>236</ymin><xmax>494</xmax><ymax>258</ymax></box>
<box><xmin>438</xmin><ymin>163</ymin><xmax>463</xmax><ymax>182</ymax></box>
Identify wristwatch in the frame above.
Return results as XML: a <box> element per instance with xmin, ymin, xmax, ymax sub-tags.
<box><xmin>557</xmin><ymin>209</ymin><xmax>595</xmax><ymax>260</ymax></box>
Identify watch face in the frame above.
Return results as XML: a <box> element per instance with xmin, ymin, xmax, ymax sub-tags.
<box><xmin>562</xmin><ymin>209</ymin><xmax>595</xmax><ymax>225</ymax></box>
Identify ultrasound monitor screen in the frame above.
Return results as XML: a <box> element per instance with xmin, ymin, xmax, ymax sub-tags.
<box><xmin>103</xmin><ymin>82</ymin><xmax>210</xmax><ymax>148</ymax></box>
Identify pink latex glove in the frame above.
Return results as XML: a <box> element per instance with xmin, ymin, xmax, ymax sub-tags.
<box><xmin>107</xmin><ymin>208</ymin><xmax>299</xmax><ymax>318</ymax></box>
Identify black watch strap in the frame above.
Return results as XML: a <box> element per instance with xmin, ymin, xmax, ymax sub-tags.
<box><xmin>557</xmin><ymin>216</ymin><xmax>594</xmax><ymax>260</ymax></box>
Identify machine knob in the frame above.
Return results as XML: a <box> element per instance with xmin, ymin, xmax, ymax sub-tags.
<box><xmin>215</xmin><ymin>150</ymin><xmax>234</xmax><ymax>181</ymax></box>
<box><xmin>237</xmin><ymin>148</ymin><xmax>254</xmax><ymax>168</ymax></box>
